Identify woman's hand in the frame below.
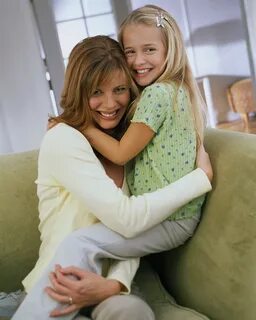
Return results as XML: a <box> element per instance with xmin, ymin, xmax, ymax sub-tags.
<box><xmin>45</xmin><ymin>265</ymin><xmax>122</xmax><ymax>317</ymax></box>
<box><xmin>196</xmin><ymin>144</ymin><xmax>213</xmax><ymax>182</ymax></box>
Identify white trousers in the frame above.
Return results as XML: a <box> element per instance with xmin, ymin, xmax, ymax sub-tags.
<box><xmin>12</xmin><ymin>216</ymin><xmax>199</xmax><ymax>320</ymax></box>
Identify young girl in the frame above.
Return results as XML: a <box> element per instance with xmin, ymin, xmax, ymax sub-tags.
<box><xmin>85</xmin><ymin>5</ymin><xmax>207</xmax><ymax>227</ymax></box>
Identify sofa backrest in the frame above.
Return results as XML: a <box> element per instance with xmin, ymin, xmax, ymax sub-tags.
<box><xmin>160</xmin><ymin>128</ymin><xmax>256</xmax><ymax>320</ymax></box>
<box><xmin>0</xmin><ymin>150</ymin><xmax>40</xmax><ymax>291</ymax></box>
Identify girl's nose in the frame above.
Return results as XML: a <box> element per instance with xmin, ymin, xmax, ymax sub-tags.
<box><xmin>134</xmin><ymin>52</ymin><xmax>145</xmax><ymax>66</ymax></box>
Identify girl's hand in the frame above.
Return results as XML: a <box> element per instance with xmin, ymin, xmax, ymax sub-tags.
<box><xmin>45</xmin><ymin>265</ymin><xmax>122</xmax><ymax>317</ymax></box>
<box><xmin>47</xmin><ymin>119</ymin><xmax>58</xmax><ymax>130</ymax></box>
<box><xmin>196</xmin><ymin>144</ymin><xmax>213</xmax><ymax>182</ymax></box>
<box><xmin>83</xmin><ymin>123</ymin><xmax>96</xmax><ymax>136</ymax></box>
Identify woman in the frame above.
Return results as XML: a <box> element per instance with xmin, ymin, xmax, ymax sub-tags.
<box><xmin>11</xmin><ymin>36</ymin><xmax>212</xmax><ymax>320</ymax></box>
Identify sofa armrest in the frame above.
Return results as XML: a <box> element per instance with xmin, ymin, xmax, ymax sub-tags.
<box><xmin>0</xmin><ymin>150</ymin><xmax>40</xmax><ymax>292</ymax></box>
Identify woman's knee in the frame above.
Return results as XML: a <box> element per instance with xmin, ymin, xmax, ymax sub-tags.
<box><xmin>58</xmin><ymin>227</ymin><xmax>88</xmax><ymax>249</ymax></box>
<box><xmin>54</xmin><ymin>229</ymin><xmax>89</xmax><ymax>263</ymax></box>
<box><xmin>91</xmin><ymin>295</ymin><xmax>155</xmax><ymax>320</ymax></box>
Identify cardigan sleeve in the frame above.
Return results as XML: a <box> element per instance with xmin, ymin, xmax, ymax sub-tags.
<box><xmin>106</xmin><ymin>258</ymin><xmax>140</xmax><ymax>294</ymax></box>
<box><xmin>42</xmin><ymin>124</ymin><xmax>212</xmax><ymax>238</ymax></box>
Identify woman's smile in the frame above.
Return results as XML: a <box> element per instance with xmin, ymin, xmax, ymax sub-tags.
<box><xmin>97</xmin><ymin>110</ymin><xmax>119</xmax><ymax>119</ymax></box>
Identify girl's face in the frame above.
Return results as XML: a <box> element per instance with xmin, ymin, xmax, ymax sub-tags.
<box><xmin>123</xmin><ymin>23</ymin><xmax>166</xmax><ymax>87</ymax></box>
<box><xmin>89</xmin><ymin>70</ymin><xmax>130</xmax><ymax>130</ymax></box>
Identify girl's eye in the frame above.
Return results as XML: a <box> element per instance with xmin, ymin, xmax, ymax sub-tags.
<box><xmin>124</xmin><ymin>50</ymin><xmax>135</xmax><ymax>57</ymax></box>
<box><xmin>145</xmin><ymin>48</ymin><xmax>156</xmax><ymax>54</ymax></box>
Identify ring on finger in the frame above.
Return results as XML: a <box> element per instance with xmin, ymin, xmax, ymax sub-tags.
<box><xmin>68</xmin><ymin>296</ymin><xmax>73</xmax><ymax>305</ymax></box>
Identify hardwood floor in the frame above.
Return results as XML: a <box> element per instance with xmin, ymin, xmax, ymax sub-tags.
<box><xmin>216</xmin><ymin>115</ymin><xmax>256</xmax><ymax>134</ymax></box>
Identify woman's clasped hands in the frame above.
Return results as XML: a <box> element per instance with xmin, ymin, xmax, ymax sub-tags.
<box><xmin>45</xmin><ymin>265</ymin><xmax>122</xmax><ymax>317</ymax></box>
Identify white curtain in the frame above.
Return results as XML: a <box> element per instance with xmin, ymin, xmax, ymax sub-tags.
<box><xmin>0</xmin><ymin>0</ymin><xmax>53</xmax><ymax>154</ymax></box>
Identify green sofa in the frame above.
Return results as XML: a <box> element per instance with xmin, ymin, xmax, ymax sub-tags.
<box><xmin>1</xmin><ymin>128</ymin><xmax>255</xmax><ymax>320</ymax></box>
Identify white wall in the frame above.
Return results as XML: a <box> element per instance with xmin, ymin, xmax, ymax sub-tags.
<box><xmin>0</xmin><ymin>104</ymin><xmax>12</xmax><ymax>154</ymax></box>
<box><xmin>0</xmin><ymin>0</ymin><xmax>53</xmax><ymax>154</ymax></box>
<box><xmin>186</xmin><ymin>0</ymin><xmax>250</xmax><ymax>77</ymax></box>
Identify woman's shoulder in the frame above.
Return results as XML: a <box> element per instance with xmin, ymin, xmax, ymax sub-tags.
<box><xmin>42</xmin><ymin>123</ymin><xmax>91</xmax><ymax>152</ymax></box>
<box><xmin>46</xmin><ymin>123</ymin><xmax>83</xmax><ymax>140</ymax></box>
<box><xmin>47</xmin><ymin>122</ymin><xmax>76</xmax><ymax>134</ymax></box>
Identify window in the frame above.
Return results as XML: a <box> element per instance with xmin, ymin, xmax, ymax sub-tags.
<box><xmin>52</xmin><ymin>0</ymin><xmax>117</xmax><ymax>65</ymax></box>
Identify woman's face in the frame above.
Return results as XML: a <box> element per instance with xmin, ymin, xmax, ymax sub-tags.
<box><xmin>89</xmin><ymin>70</ymin><xmax>130</xmax><ymax>130</ymax></box>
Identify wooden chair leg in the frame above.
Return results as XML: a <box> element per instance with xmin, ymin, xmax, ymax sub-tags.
<box><xmin>240</xmin><ymin>113</ymin><xmax>249</xmax><ymax>132</ymax></box>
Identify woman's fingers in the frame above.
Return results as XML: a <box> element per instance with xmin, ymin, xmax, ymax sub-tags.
<box><xmin>54</xmin><ymin>269</ymin><xmax>80</xmax><ymax>291</ymax></box>
<box><xmin>47</xmin><ymin>277</ymin><xmax>81</xmax><ymax>317</ymax></box>
<box><xmin>45</xmin><ymin>286</ymin><xmax>70</xmax><ymax>304</ymax></box>
<box><xmin>49</xmin><ymin>303</ymin><xmax>78</xmax><ymax>317</ymax></box>
<box><xmin>59</xmin><ymin>266</ymin><xmax>86</xmax><ymax>279</ymax></box>
<box><xmin>49</xmin><ymin>272</ymin><xmax>70</xmax><ymax>295</ymax></box>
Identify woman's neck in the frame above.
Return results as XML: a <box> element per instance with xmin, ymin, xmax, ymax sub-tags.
<box><xmin>98</xmin><ymin>154</ymin><xmax>124</xmax><ymax>188</ymax></box>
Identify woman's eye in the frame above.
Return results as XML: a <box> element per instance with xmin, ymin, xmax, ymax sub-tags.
<box><xmin>92</xmin><ymin>89</ymin><xmax>102</xmax><ymax>96</ymax></box>
<box><xmin>115</xmin><ymin>86</ymin><xmax>128</xmax><ymax>94</ymax></box>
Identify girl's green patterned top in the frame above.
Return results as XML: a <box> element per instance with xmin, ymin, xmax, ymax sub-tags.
<box><xmin>126</xmin><ymin>82</ymin><xmax>205</xmax><ymax>221</ymax></box>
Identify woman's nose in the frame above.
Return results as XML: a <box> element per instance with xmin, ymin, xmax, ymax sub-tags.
<box><xmin>105</xmin><ymin>94</ymin><xmax>116</xmax><ymax>109</ymax></box>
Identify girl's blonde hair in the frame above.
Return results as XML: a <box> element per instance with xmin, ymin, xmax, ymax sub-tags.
<box><xmin>51</xmin><ymin>35</ymin><xmax>138</xmax><ymax>134</ymax></box>
<box><xmin>118</xmin><ymin>5</ymin><xmax>206</xmax><ymax>143</ymax></box>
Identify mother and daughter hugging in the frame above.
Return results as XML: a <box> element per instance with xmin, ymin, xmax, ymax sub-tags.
<box><xmin>1</xmin><ymin>5</ymin><xmax>212</xmax><ymax>320</ymax></box>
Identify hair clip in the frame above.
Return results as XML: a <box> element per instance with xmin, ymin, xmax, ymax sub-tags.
<box><xmin>156</xmin><ymin>12</ymin><xmax>165</xmax><ymax>28</ymax></box>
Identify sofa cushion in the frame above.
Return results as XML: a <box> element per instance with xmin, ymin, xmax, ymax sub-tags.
<box><xmin>136</xmin><ymin>259</ymin><xmax>210</xmax><ymax>320</ymax></box>
<box><xmin>159</xmin><ymin>129</ymin><xmax>256</xmax><ymax>320</ymax></box>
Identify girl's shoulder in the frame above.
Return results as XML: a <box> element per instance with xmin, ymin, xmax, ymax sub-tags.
<box><xmin>143</xmin><ymin>81</ymin><xmax>181</xmax><ymax>94</ymax></box>
<box><xmin>141</xmin><ymin>82</ymin><xmax>171</xmax><ymax>99</ymax></box>
<box><xmin>164</xmin><ymin>81</ymin><xmax>188</xmax><ymax>100</ymax></box>
<box><xmin>136</xmin><ymin>83</ymin><xmax>172</xmax><ymax>113</ymax></box>
<box><xmin>142</xmin><ymin>82</ymin><xmax>167</xmax><ymax>93</ymax></box>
